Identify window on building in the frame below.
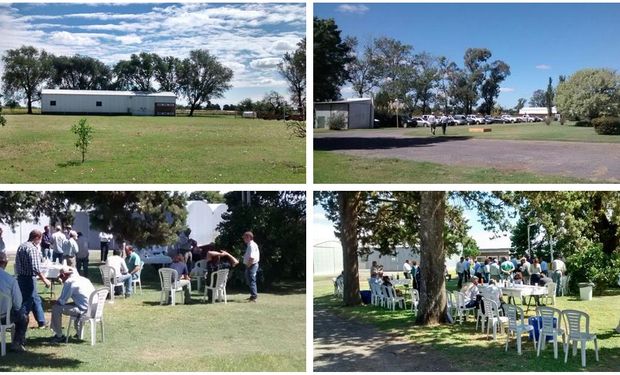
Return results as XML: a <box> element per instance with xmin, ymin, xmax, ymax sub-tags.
<box><xmin>96</xmin><ymin>101</ymin><xmax>102</xmax><ymax>107</ymax></box>
<box><xmin>50</xmin><ymin>101</ymin><xmax>56</xmax><ymax>106</ymax></box>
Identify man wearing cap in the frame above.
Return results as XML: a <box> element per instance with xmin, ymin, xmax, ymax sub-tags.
<box><xmin>15</xmin><ymin>229</ymin><xmax>50</xmax><ymax>329</ymax></box>
<box><xmin>51</xmin><ymin>225</ymin><xmax>66</xmax><ymax>263</ymax></box>
<box><xmin>49</xmin><ymin>267</ymin><xmax>95</xmax><ymax>343</ymax></box>
<box><xmin>242</xmin><ymin>231</ymin><xmax>260</xmax><ymax>302</ymax></box>
<box><xmin>0</xmin><ymin>252</ymin><xmax>29</xmax><ymax>352</ymax></box>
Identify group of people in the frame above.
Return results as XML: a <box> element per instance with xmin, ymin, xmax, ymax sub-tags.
<box><xmin>426</xmin><ymin>113</ymin><xmax>451</xmax><ymax>136</ymax></box>
<box><xmin>0</xmin><ymin>227</ymin><xmax>262</xmax><ymax>353</ymax></box>
<box><xmin>456</xmin><ymin>255</ymin><xmax>567</xmax><ymax>294</ymax></box>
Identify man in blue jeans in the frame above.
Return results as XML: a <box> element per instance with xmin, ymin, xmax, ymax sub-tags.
<box><xmin>15</xmin><ymin>229</ymin><xmax>51</xmax><ymax>329</ymax></box>
<box><xmin>242</xmin><ymin>231</ymin><xmax>260</xmax><ymax>302</ymax></box>
<box><xmin>0</xmin><ymin>252</ymin><xmax>29</xmax><ymax>352</ymax></box>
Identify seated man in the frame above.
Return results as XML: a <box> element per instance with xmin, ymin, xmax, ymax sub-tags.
<box><xmin>124</xmin><ymin>246</ymin><xmax>142</xmax><ymax>296</ymax></box>
<box><xmin>201</xmin><ymin>244</ymin><xmax>238</xmax><ymax>303</ymax></box>
<box><xmin>461</xmin><ymin>276</ymin><xmax>480</xmax><ymax>308</ymax></box>
<box><xmin>106</xmin><ymin>249</ymin><xmax>132</xmax><ymax>297</ymax></box>
<box><xmin>170</xmin><ymin>254</ymin><xmax>192</xmax><ymax>303</ymax></box>
<box><xmin>0</xmin><ymin>253</ymin><xmax>29</xmax><ymax>352</ymax></box>
<box><xmin>49</xmin><ymin>267</ymin><xmax>95</xmax><ymax>343</ymax></box>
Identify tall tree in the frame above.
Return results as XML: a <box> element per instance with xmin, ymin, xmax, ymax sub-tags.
<box><xmin>313</xmin><ymin>17</ymin><xmax>354</xmax><ymax>101</ymax></box>
<box><xmin>479</xmin><ymin>60</ymin><xmax>510</xmax><ymax>115</ymax></box>
<box><xmin>278</xmin><ymin>38</ymin><xmax>306</xmax><ymax>115</ymax></box>
<box><xmin>177</xmin><ymin>49</ymin><xmax>233</xmax><ymax>116</ymax></box>
<box><xmin>153</xmin><ymin>55</ymin><xmax>181</xmax><ymax>93</ymax></box>
<box><xmin>461</xmin><ymin>48</ymin><xmax>492</xmax><ymax>114</ymax></box>
<box><xmin>1</xmin><ymin>46</ymin><xmax>53</xmax><ymax>114</ymax></box>
<box><xmin>411</xmin><ymin>53</ymin><xmax>440</xmax><ymax>114</ymax></box>
<box><xmin>50</xmin><ymin>55</ymin><xmax>112</xmax><ymax>90</ymax></box>
<box><xmin>347</xmin><ymin>40</ymin><xmax>377</xmax><ymax>98</ymax></box>
<box><xmin>545</xmin><ymin>77</ymin><xmax>555</xmax><ymax>120</ymax></box>
<box><xmin>514</xmin><ymin>98</ymin><xmax>527</xmax><ymax>112</ymax></box>
<box><xmin>436</xmin><ymin>56</ymin><xmax>456</xmax><ymax>114</ymax></box>
<box><xmin>529</xmin><ymin>89</ymin><xmax>548</xmax><ymax>107</ymax></box>
<box><xmin>556</xmin><ymin>69</ymin><xmax>619</xmax><ymax>120</ymax></box>
<box><xmin>113</xmin><ymin>52</ymin><xmax>159</xmax><ymax>92</ymax></box>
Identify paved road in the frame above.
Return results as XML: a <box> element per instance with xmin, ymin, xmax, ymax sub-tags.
<box><xmin>314</xmin><ymin>129</ymin><xmax>620</xmax><ymax>181</ymax></box>
<box><xmin>314</xmin><ymin>308</ymin><xmax>456</xmax><ymax>372</ymax></box>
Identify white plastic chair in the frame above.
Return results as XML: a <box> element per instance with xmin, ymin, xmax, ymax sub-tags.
<box><xmin>66</xmin><ymin>288</ymin><xmax>109</xmax><ymax>346</ymax></box>
<box><xmin>446</xmin><ymin>290</ymin><xmax>457</xmax><ymax>319</ymax></box>
<box><xmin>190</xmin><ymin>260</ymin><xmax>207</xmax><ymax>291</ymax></box>
<box><xmin>504</xmin><ymin>303</ymin><xmax>536</xmax><ymax>355</ymax></box>
<box><xmin>158</xmin><ymin>268</ymin><xmax>186</xmax><ymax>306</ymax></box>
<box><xmin>99</xmin><ymin>265</ymin><xmax>125</xmax><ymax>303</ymax></box>
<box><xmin>334</xmin><ymin>277</ymin><xmax>344</xmax><ymax>299</ymax></box>
<box><xmin>456</xmin><ymin>292</ymin><xmax>476</xmax><ymax>324</ymax></box>
<box><xmin>384</xmin><ymin>285</ymin><xmax>404</xmax><ymax>310</ymax></box>
<box><xmin>482</xmin><ymin>297</ymin><xmax>508</xmax><ymax>340</ymax></box>
<box><xmin>542</xmin><ymin>282</ymin><xmax>556</xmax><ymax>305</ymax></box>
<box><xmin>536</xmin><ymin>306</ymin><xmax>565</xmax><ymax>359</ymax></box>
<box><xmin>0</xmin><ymin>292</ymin><xmax>14</xmax><ymax>356</ymax></box>
<box><xmin>204</xmin><ymin>269</ymin><xmax>229</xmax><ymax>303</ymax></box>
<box><xmin>132</xmin><ymin>266</ymin><xmax>143</xmax><ymax>294</ymax></box>
<box><xmin>562</xmin><ymin>309</ymin><xmax>599</xmax><ymax>367</ymax></box>
<box><xmin>409</xmin><ymin>288</ymin><xmax>419</xmax><ymax>315</ymax></box>
<box><xmin>368</xmin><ymin>280</ymin><xmax>381</xmax><ymax>306</ymax></box>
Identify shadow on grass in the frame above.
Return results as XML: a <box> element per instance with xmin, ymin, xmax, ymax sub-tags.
<box><xmin>314</xmin><ymin>135</ymin><xmax>472</xmax><ymax>152</ymax></box>
<box><xmin>56</xmin><ymin>160</ymin><xmax>82</xmax><ymax>168</ymax></box>
<box><xmin>0</xmin><ymin>350</ymin><xmax>82</xmax><ymax>371</ymax></box>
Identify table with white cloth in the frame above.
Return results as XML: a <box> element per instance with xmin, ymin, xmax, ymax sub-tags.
<box><xmin>39</xmin><ymin>263</ymin><xmax>64</xmax><ymax>299</ymax></box>
<box><xmin>501</xmin><ymin>285</ymin><xmax>548</xmax><ymax>312</ymax></box>
<box><xmin>141</xmin><ymin>255</ymin><xmax>172</xmax><ymax>267</ymax></box>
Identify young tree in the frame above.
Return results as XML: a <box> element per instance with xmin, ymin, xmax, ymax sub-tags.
<box><xmin>51</xmin><ymin>55</ymin><xmax>112</xmax><ymax>90</ymax></box>
<box><xmin>1</xmin><ymin>46</ymin><xmax>53</xmax><ymax>114</ymax></box>
<box><xmin>177</xmin><ymin>49</ymin><xmax>233</xmax><ymax>117</ymax></box>
<box><xmin>545</xmin><ymin>77</ymin><xmax>555</xmax><ymax>122</ymax></box>
<box><xmin>71</xmin><ymin>118</ymin><xmax>94</xmax><ymax>163</ymax></box>
<box><xmin>313</xmin><ymin>17</ymin><xmax>354</xmax><ymax>101</ymax></box>
<box><xmin>556</xmin><ymin>68</ymin><xmax>620</xmax><ymax>120</ymax></box>
<box><xmin>278</xmin><ymin>38</ymin><xmax>306</xmax><ymax>115</ymax></box>
<box><xmin>529</xmin><ymin>89</ymin><xmax>547</xmax><ymax>107</ymax></box>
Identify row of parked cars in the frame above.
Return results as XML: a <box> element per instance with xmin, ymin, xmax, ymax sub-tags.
<box><xmin>377</xmin><ymin>114</ymin><xmax>545</xmax><ymax>128</ymax></box>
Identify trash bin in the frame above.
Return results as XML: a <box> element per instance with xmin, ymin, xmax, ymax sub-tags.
<box><xmin>578</xmin><ymin>282</ymin><xmax>594</xmax><ymax>301</ymax></box>
<box><xmin>360</xmin><ymin>290</ymin><xmax>372</xmax><ymax>305</ymax></box>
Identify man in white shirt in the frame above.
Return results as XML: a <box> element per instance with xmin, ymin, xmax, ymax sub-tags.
<box><xmin>49</xmin><ymin>267</ymin><xmax>95</xmax><ymax>343</ymax></box>
<box><xmin>99</xmin><ymin>231</ymin><xmax>112</xmax><ymax>263</ymax></box>
<box><xmin>242</xmin><ymin>231</ymin><xmax>260</xmax><ymax>302</ymax></box>
<box><xmin>63</xmin><ymin>230</ymin><xmax>79</xmax><ymax>266</ymax></box>
<box><xmin>403</xmin><ymin>260</ymin><xmax>412</xmax><ymax>279</ymax></box>
<box><xmin>106</xmin><ymin>249</ymin><xmax>132</xmax><ymax>297</ymax></box>
<box><xmin>489</xmin><ymin>259</ymin><xmax>501</xmax><ymax>281</ymax></box>
<box><xmin>0</xmin><ymin>252</ymin><xmax>28</xmax><ymax>352</ymax></box>
<box><xmin>51</xmin><ymin>225</ymin><xmax>66</xmax><ymax>263</ymax></box>
<box><xmin>456</xmin><ymin>257</ymin><xmax>465</xmax><ymax>288</ymax></box>
<box><xmin>551</xmin><ymin>257</ymin><xmax>567</xmax><ymax>296</ymax></box>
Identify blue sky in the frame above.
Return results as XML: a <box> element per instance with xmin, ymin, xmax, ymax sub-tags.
<box><xmin>313</xmin><ymin>199</ymin><xmax>516</xmax><ymax>249</ymax></box>
<box><xmin>0</xmin><ymin>2</ymin><xmax>305</xmax><ymax>105</ymax></box>
<box><xmin>315</xmin><ymin>3</ymin><xmax>620</xmax><ymax>108</ymax></box>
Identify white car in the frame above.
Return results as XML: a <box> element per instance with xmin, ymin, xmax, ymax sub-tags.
<box><xmin>467</xmin><ymin>115</ymin><xmax>485</xmax><ymax>125</ymax></box>
<box><xmin>413</xmin><ymin>117</ymin><xmax>430</xmax><ymax>127</ymax></box>
<box><xmin>500</xmin><ymin>115</ymin><xmax>517</xmax><ymax>123</ymax></box>
<box><xmin>452</xmin><ymin>114</ymin><xmax>468</xmax><ymax>125</ymax></box>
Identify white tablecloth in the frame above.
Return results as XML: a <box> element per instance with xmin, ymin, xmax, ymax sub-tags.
<box><xmin>142</xmin><ymin>255</ymin><xmax>172</xmax><ymax>266</ymax></box>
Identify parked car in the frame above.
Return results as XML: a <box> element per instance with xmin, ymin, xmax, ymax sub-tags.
<box><xmin>484</xmin><ymin>115</ymin><xmax>499</xmax><ymax>124</ymax></box>
<box><xmin>520</xmin><ymin>114</ymin><xmax>538</xmax><ymax>123</ymax></box>
<box><xmin>500</xmin><ymin>114</ymin><xmax>517</xmax><ymax>123</ymax></box>
<box><xmin>412</xmin><ymin>117</ymin><xmax>430</xmax><ymax>127</ymax></box>
<box><xmin>533</xmin><ymin>116</ymin><xmax>544</xmax><ymax>122</ymax></box>
<box><xmin>390</xmin><ymin>115</ymin><xmax>417</xmax><ymax>128</ymax></box>
<box><xmin>467</xmin><ymin>115</ymin><xmax>485</xmax><ymax>125</ymax></box>
<box><xmin>452</xmin><ymin>114</ymin><xmax>468</xmax><ymax>125</ymax></box>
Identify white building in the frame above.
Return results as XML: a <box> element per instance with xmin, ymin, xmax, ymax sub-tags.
<box><xmin>314</xmin><ymin>98</ymin><xmax>374</xmax><ymax>129</ymax></box>
<box><xmin>41</xmin><ymin>89</ymin><xmax>176</xmax><ymax>116</ymax></box>
<box><xmin>519</xmin><ymin>106</ymin><xmax>558</xmax><ymax>116</ymax></box>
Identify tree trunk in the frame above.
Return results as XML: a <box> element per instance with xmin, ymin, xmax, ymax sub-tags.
<box><xmin>416</xmin><ymin>191</ymin><xmax>448</xmax><ymax>325</ymax></box>
<box><xmin>27</xmin><ymin>96</ymin><xmax>33</xmax><ymax>114</ymax></box>
<box><xmin>189</xmin><ymin>105</ymin><xmax>196</xmax><ymax>117</ymax></box>
<box><xmin>339</xmin><ymin>192</ymin><xmax>362</xmax><ymax>306</ymax></box>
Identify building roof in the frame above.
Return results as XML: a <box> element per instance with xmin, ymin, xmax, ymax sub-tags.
<box><xmin>315</xmin><ymin>98</ymin><xmax>373</xmax><ymax>105</ymax></box>
<box><xmin>519</xmin><ymin>106</ymin><xmax>558</xmax><ymax>115</ymax></box>
<box><xmin>41</xmin><ymin>89</ymin><xmax>176</xmax><ymax>98</ymax></box>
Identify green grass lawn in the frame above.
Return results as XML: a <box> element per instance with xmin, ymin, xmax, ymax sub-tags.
<box><xmin>315</xmin><ymin>276</ymin><xmax>620</xmax><ymax>371</ymax></box>
<box><xmin>0</xmin><ymin>115</ymin><xmax>305</xmax><ymax>183</ymax></box>
<box><xmin>314</xmin><ymin>151</ymin><xmax>587</xmax><ymax>183</ymax></box>
<box><xmin>1</xmin><ymin>254</ymin><xmax>306</xmax><ymax>371</ymax></box>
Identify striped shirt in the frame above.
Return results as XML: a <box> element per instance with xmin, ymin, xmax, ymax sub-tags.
<box><xmin>15</xmin><ymin>241</ymin><xmax>42</xmax><ymax>277</ymax></box>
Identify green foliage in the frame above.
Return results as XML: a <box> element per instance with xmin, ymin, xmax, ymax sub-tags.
<box><xmin>529</xmin><ymin>89</ymin><xmax>547</xmax><ymax>107</ymax></box>
<box><xmin>286</xmin><ymin>120</ymin><xmax>306</xmax><ymax>138</ymax></box>
<box><xmin>0</xmin><ymin>108</ymin><xmax>6</xmax><ymax>127</ymax></box>
<box><xmin>215</xmin><ymin>192</ymin><xmax>306</xmax><ymax>285</ymax></box>
<box><xmin>575</xmin><ymin>120</ymin><xmax>592</xmax><ymax>127</ymax></box>
<box><xmin>314</xmin><ymin>17</ymin><xmax>354</xmax><ymax>101</ymax></box>
<box><xmin>544</xmin><ymin>116</ymin><xmax>552</xmax><ymax>125</ymax></box>
<box><xmin>51</xmin><ymin>54</ymin><xmax>112</xmax><ymax>90</ymax></box>
<box><xmin>566</xmin><ymin>243</ymin><xmax>620</xmax><ymax>295</ymax></box>
<box><xmin>592</xmin><ymin>116</ymin><xmax>620</xmax><ymax>135</ymax></box>
<box><xmin>460</xmin><ymin>236</ymin><xmax>480</xmax><ymax>258</ymax></box>
<box><xmin>70</xmin><ymin>118</ymin><xmax>94</xmax><ymax>163</ymax></box>
<box><xmin>187</xmin><ymin>191</ymin><xmax>225</xmax><ymax>203</ymax></box>
<box><xmin>327</xmin><ymin>113</ymin><xmax>347</xmax><ymax>130</ymax></box>
<box><xmin>556</xmin><ymin>68</ymin><xmax>620</xmax><ymax>120</ymax></box>
<box><xmin>278</xmin><ymin>38</ymin><xmax>306</xmax><ymax>113</ymax></box>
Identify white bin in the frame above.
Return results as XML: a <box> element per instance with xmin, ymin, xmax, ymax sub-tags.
<box><xmin>579</xmin><ymin>285</ymin><xmax>593</xmax><ymax>301</ymax></box>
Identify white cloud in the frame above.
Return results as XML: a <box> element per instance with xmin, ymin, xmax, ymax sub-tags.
<box><xmin>249</xmin><ymin>57</ymin><xmax>281</xmax><ymax>69</ymax></box>
<box><xmin>115</xmin><ymin>34</ymin><xmax>142</xmax><ymax>45</ymax></box>
<box><xmin>48</xmin><ymin>31</ymin><xmax>100</xmax><ymax>46</ymax></box>
<box><xmin>273</xmin><ymin>40</ymin><xmax>295</xmax><ymax>51</ymax></box>
<box><xmin>536</xmin><ymin>64</ymin><xmax>551</xmax><ymax>70</ymax></box>
<box><xmin>336</xmin><ymin>4</ymin><xmax>370</xmax><ymax>15</ymax></box>
<box><xmin>499</xmin><ymin>87</ymin><xmax>515</xmax><ymax>93</ymax></box>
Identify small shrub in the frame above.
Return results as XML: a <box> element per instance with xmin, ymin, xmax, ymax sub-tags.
<box><xmin>544</xmin><ymin>116</ymin><xmax>552</xmax><ymax>125</ymax></box>
<box><xmin>575</xmin><ymin>120</ymin><xmax>592</xmax><ymax>127</ymax></box>
<box><xmin>560</xmin><ymin>116</ymin><xmax>566</xmax><ymax>125</ymax></box>
<box><xmin>327</xmin><ymin>113</ymin><xmax>347</xmax><ymax>130</ymax></box>
<box><xmin>286</xmin><ymin>120</ymin><xmax>306</xmax><ymax>139</ymax></box>
<box><xmin>71</xmin><ymin>118</ymin><xmax>94</xmax><ymax>163</ymax></box>
<box><xmin>567</xmin><ymin>243</ymin><xmax>620</xmax><ymax>295</ymax></box>
<box><xmin>0</xmin><ymin>108</ymin><xmax>6</xmax><ymax>127</ymax></box>
<box><xmin>592</xmin><ymin>116</ymin><xmax>620</xmax><ymax>135</ymax></box>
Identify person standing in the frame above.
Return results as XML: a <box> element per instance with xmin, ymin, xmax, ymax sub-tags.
<box><xmin>63</xmin><ymin>231</ymin><xmax>79</xmax><ymax>266</ymax></box>
<box><xmin>529</xmin><ymin>258</ymin><xmax>542</xmax><ymax>285</ymax></box>
<box><xmin>551</xmin><ymin>256</ymin><xmax>567</xmax><ymax>296</ymax></box>
<box><xmin>0</xmin><ymin>252</ymin><xmax>28</xmax><ymax>352</ymax></box>
<box><xmin>51</xmin><ymin>225</ymin><xmax>66</xmax><ymax>263</ymax></box>
<box><xmin>500</xmin><ymin>257</ymin><xmax>515</xmax><ymax>281</ymax></box>
<box><xmin>540</xmin><ymin>258</ymin><xmax>549</xmax><ymax>276</ymax></box>
<box><xmin>242</xmin><ymin>231</ymin><xmax>260</xmax><ymax>302</ymax></box>
<box><xmin>14</xmin><ymin>229</ymin><xmax>50</xmax><ymax>329</ymax></box>
<box><xmin>463</xmin><ymin>257</ymin><xmax>471</xmax><ymax>281</ymax></box>
<box><xmin>75</xmin><ymin>232</ymin><xmax>90</xmax><ymax>277</ymax></box>
<box><xmin>440</xmin><ymin>114</ymin><xmax>450</xmax><ymax>135</ymax></box>
<box><xmin>41</xmin><ymin>226</ymin><xmax>52</xmax><ymax>260</ymax></box>
<box><xmin>403</xmin><ymin>259</ymin><xmax>412</xmax><ymax>279</ymax></box>
<box><xmin>456</xmin><ymin>257</ymin><xmax>465</xmax><ymax>289</ymax></box>
<box><xmin>99</xmin><ymin>231</ymin><xmax>112</xmax><ymax>263</ymax></box>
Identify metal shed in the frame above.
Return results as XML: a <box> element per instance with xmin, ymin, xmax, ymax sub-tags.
<box><xmin>41</xmin><ymin>89</ymin><xmax>176</xmax><ymax>116</ymax></box>
<box><xmin>314</xmin><ymin>98</ymin><xmax>374</xmax><ymax>129</ymax></box>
